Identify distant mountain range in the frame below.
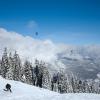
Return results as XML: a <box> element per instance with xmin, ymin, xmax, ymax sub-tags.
<box><xmin>47</xmin><ymin>45</ymin><xmax>100</xmax><ymax>80</ymax></box>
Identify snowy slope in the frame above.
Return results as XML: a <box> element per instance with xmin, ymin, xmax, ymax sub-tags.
<box><xmin>0</xmin><ymin>76</ymin><xmax>100</xmax><ymax>100</ymax></box>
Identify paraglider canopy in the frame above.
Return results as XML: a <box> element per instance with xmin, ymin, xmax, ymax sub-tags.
<box><xmin>35</xmin><ymin>32</ymin><xmax>38</xmax><ymax>36</ymax></box>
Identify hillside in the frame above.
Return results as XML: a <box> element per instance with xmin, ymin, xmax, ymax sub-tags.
<box><xmin>0</xmin><ymin>76</ymin><xmax>100</xmax><ymax>100</ymax></box>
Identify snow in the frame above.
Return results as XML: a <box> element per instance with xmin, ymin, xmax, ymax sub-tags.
<box><xmin>1</xmin><ymin>28</ymin><xmax>100</xmax><ymax>79</ymax></box>
<box><xmin>0</xmin><ymin>28</ymin><xmax>58</xmax><ymax>62</ymax></box>
<box><xmin>0</xmin><ymin>76</ymin><xmax>100</xmax><ymax>100</ymax></box>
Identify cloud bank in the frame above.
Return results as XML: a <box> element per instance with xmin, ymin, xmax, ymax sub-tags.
<box><xmin>0</xmin><ymin>28</ymin><xmax>60</xmax><ymax>62</ymax></box>
<box><xmin>0</xmin><ymin>27</ymin><xmax>100</xmax><ymax>64</ymax></box>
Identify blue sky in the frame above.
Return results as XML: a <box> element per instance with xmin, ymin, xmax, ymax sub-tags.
<box><xmin>0</xmin><ymin>0</ymin><xmax>100</xmax><ymax>45</ymax></box>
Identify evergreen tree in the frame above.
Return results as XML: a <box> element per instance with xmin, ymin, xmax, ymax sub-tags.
<box><xmin>57</xmin><ymin>71</ymin><xmax>67</xmax><ymax>93</ymax></box>
<box><xmin>1</xmin><ymin>48</ymin><xmax>9</xmax><ymax>78</ymax></box>
<box><xmin>24</xmin><ymin>60</ymin><xmax>33</xmax><ymax>84</ymax></box>
<box><xmin>41</xmin><ymin>63</ymin><xmax>51</xmax><ymax>89</ymax></box>
<box><xmin>6</xmin><ymin>52</ymin><xmax>14</xmax><ymax>80</ymax></box>
<box><xmin>30</xmin><ymin>64</ymin><xmax>36</xmax><ymax>85</ymax></box>
<box><xmin>13</xmin><ymin>51</ymin><xmax>22</xmax><ymax>81</ymax></box>
<box><xmin>34</xmin><ymin>60</ymin><xmax>51</xmax><ymax>88</ymax></box>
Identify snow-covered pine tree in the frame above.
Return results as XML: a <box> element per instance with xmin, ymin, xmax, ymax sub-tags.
<box><xmin>34</xmin><ymin>60</ymin><xmax>39</xmax><ymax>86</ymax></box>
<box><xmin>74</xmin><ymin>75</ymin><xmax>80</xmax><ymax>93</ymax></box>
<box><xmin>51</xmin><ymin>73</ymin><xmax>58</xmax><ymax>92</ymax></box>
<box><xmin>6</xmin><ymin>52</ymin><xmax>14</xmax><ymax>80</ymax></box>
<box><xmin>57</xmin><ymin>71</ymin><xmax>68</xmax><ymax>93</ymax></box>
<box><xmin>20</xmin><ymin>66</ymin><xmax>26</xmax><ymax>83</ymax></box>
<box><xmin>1</xmin><ymin>48</ymin><xmax>9</xmax><ymax>78</ymax></box>
<box><xmin>24</xmin><ymin>60</ymin><xmax>33</xmax><ymax>84</ymax></box>
<box><xmin>30</xmin><ymin>63</ymin><xmax>36</xmax><ymax>85</ymax></box>
<box><xmin>71</xmin><ymin>76</ymin><xmax>76</xmax><ymax>93</ymax></box>
<box><xmin>13</xmin><ymin>51</ymin><xmax>22</xmax><ymax>81</ymax></box>
<box><xmin>65</xmin><ymin>74</ymin><xmax>73</xmax><ymax>93</ymax></box>
<box><xmin>33</xmin><ymin>60</ymin><xmax>51</xmax><ymax>88</ymax></box>
<box><xmin>40</xmin><ymin>62</ymin><xmax>51</xmax><ymax>89</ymax></box>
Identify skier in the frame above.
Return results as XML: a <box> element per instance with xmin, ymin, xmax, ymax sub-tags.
<box><xmin>4</xmin><ymin>83</ymin><xmax>12</xmax><ymax>93</ymax></box>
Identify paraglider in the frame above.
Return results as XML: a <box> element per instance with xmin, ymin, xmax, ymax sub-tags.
<box><xmin>35</xmin><ymin>32</ymin><xmax>38</xmax><ymax>36</ymax></box>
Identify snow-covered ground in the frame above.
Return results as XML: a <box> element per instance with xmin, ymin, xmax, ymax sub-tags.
<box><xmin>0</xmin><ymin>76</ymin><xmax>100</xmax><ymax>100</ymax></box>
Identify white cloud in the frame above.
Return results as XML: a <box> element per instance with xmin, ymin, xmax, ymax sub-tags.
<box><xmin>0</xmin><ymin>27</ymin><xmax>100</xmax><ymax>66</ymax></box>
<box><xmin>0</xmin><ymin>28</ymin><xmax>59</xmax><ymax>62</ymax></box>
<box><xmin>27</xmin><ymin>20</ymin><xmax>38</xmax><ymax>29</ymax></box>
<box><xmin>1</xmin><ymin>27</ymin><xmax>100</xmax><ymax>74</ymax></box>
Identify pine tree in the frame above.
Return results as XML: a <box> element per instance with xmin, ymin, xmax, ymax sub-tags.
<box><xmin>57</xmin><ymin>71</ymin><xmax>67</xmax><ymax>93</ymax></box>
<box><xmin>13</xmin><ymin>51</ymin><xmax>22</xmax><ymax>81</ymax></box>
<box><xmin>1</xmin><ymin>48</ymin><xmax>9</xmax><ymax>78</ymax></box>
<box><xmin>24</xmin><ymin>60</ymin><xmax>33</xmax><ymax>84</ymax></box>
<box><xmin>6</xmin><ymin>52</ymin><xmax>14</xmax><ymax>80</ymax></box>
<box><xmin>30</xmin><ymin>63</ymin><xmax>36</xmax><ymax>85</ymax></box>
<box><xmin>51</xmin><ymin>73</ymin><xmax>58</xmax><ymax>92</ymax></box>
<box><xmin>41</xmin><ymin>63</ymin><xmax>51</xmax><ymax>89</ymax></box>
<box><xmin>34</xmin><ymin>59</ymin><xmax>41</xmax><ymax>87</ymax></box>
